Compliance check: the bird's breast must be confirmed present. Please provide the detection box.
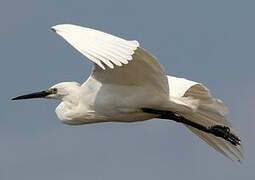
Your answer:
[55,101,106,124]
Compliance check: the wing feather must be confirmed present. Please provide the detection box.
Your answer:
[51,24,138,69]
[52,24,169,96]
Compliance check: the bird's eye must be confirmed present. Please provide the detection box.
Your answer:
[52,88,57,93]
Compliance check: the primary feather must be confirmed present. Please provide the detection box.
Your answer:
[51,24,139,69]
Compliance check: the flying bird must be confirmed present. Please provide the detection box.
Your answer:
[12,24,243,161]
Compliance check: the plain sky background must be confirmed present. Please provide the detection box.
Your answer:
[1,0,254,179]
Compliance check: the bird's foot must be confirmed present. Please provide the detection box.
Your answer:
[209,125,241,146]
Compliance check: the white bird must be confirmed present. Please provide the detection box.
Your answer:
[12,24,243,161]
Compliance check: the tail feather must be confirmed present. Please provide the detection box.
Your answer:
[184,84,230,126]
[187,126,244,162]
[167,75,244,161]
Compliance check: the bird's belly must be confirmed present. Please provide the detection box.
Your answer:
[104,109,158,122]
[57,102,158,125]
[61,110,157,125]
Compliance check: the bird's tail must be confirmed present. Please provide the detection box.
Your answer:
[182,100,244,161]
[167,76,244,161]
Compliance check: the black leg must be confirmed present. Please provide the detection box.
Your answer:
[142,108,241,146]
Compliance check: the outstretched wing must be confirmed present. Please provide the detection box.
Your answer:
[51,24,169,96]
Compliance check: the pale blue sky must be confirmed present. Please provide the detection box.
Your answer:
[1,0,254,179]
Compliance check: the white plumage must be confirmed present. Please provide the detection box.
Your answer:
[167,76,243,161]
[13,24,243,162]
[51,24,139,69]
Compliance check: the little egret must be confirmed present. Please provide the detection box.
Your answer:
[12,24,243,161]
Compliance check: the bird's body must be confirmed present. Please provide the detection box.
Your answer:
[55,80,158,125]
[13,24,244,161]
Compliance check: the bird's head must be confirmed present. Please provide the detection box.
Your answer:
[12,82,81,101]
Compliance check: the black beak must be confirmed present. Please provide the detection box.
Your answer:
[12,90,52,100]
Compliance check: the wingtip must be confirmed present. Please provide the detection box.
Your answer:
[50,24,66,33]
[51,27,57,33]
[51,24,79,31]
[50,24,61,33]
